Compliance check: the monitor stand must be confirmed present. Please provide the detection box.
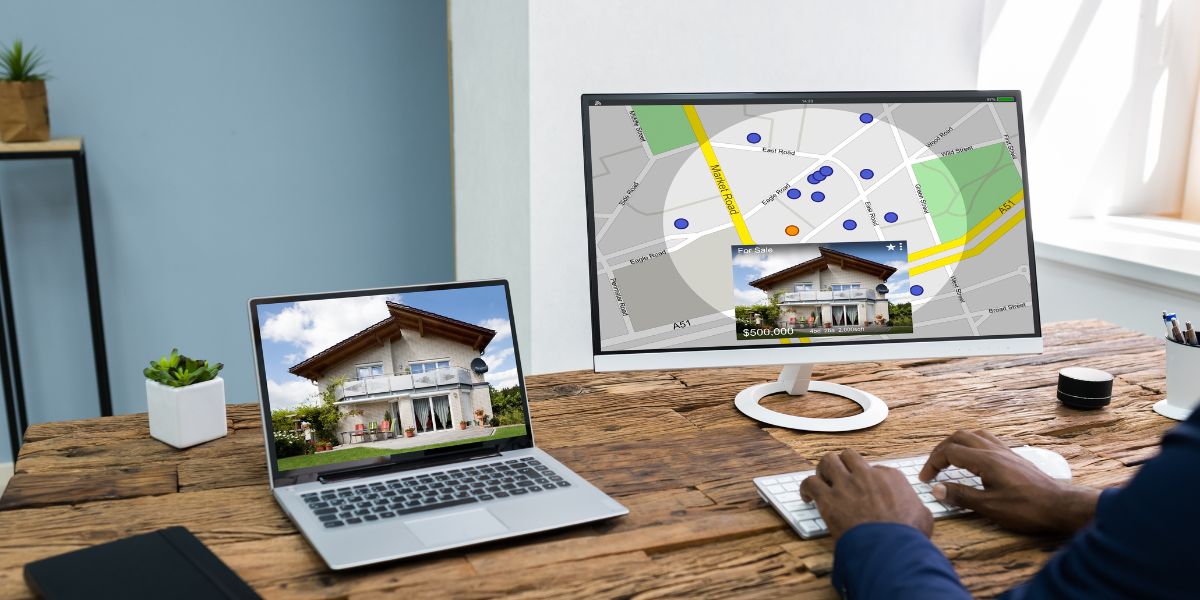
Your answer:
[734,364,888,432]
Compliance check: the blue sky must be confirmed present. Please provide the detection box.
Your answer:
[255,285,519,410]
[731,241,912,305]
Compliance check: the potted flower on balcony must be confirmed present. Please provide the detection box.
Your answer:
[144,348,226,449]
[458,420,469,430]
[404,427,415,438]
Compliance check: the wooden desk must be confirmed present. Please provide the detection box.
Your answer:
[0,321,1173,598]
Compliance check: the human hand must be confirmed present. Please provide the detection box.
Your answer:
[799,449,933,539]
[919,430,1100,534]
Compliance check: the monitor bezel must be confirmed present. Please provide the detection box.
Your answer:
[580,90,1042,367]
[248,279,534,488]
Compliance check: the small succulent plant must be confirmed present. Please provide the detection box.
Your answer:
[144,348,223,388]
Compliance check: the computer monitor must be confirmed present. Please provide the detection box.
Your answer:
[581,91,1041,432]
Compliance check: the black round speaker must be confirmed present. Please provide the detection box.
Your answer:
[1057,367,1114,409]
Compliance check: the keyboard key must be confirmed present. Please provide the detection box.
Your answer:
[495,491,510,498]
[511,488,528,495]
[363,514,378,521]
[790,509,820,521]
[392,497,477,515]
[313,507,337,516]
[480,494,494,501]
[318,514,340,522]
[324,521,344,528]
[797,520,823,536]
[346,517,362,524]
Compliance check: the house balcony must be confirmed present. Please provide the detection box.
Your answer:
[334,367,476,403]
[780,289,879,303]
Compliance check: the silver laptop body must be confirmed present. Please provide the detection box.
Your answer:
[248,280,627,570]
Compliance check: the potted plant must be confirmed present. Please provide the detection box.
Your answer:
[0,39,50,142]
[382,410,392,432]
[458,420,469,430]
[144,348,226,449]
[404,427,415,438]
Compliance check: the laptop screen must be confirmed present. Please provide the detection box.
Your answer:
[249,280,532,484]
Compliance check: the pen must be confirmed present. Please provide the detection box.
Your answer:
[1164,312,1177,340]
[1187,322,1198,346]
[1171,318,1185,344]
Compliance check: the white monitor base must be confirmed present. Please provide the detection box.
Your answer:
[734,364,888,432]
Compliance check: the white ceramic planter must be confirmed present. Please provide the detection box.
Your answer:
[146,377,228,448]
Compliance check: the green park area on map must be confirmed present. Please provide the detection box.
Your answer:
[632,105,696,155]
[913,143,1023,241]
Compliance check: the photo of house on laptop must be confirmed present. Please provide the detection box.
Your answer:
[731,241,914,341]
[257,290,527,472]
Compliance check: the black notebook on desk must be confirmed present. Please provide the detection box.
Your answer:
[24,526,260,600]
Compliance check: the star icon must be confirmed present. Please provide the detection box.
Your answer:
[886,243,896,251]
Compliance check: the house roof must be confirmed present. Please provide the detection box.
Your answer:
[748,246,897,290]
[288,302,496,381]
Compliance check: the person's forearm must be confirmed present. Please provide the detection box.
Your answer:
[1050,484,1102,534]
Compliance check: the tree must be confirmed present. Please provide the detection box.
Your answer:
[889,302,913,326]
[489,385,527,426]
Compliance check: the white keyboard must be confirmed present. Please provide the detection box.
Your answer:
[754,446,1071,539]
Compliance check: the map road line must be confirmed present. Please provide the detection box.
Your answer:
[681,105,756,244]
[907,190,1025,262]
[909,208,1027,276]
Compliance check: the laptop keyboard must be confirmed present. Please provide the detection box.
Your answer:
[300,456,570,529]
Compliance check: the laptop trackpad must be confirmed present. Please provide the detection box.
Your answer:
[406,509,509,547]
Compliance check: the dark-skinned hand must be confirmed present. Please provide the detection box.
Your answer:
[919,429,1100,535]
[799,448,933,540]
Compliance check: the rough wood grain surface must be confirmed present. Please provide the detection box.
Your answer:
[0,321,1176,598]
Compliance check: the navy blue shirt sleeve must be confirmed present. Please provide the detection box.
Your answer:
[830,408,1200,600]
[1000,407,1200,600]
[831,523,970,599]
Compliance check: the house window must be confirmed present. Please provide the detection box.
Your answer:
[355,363,384,379]
[794,282,813,292]
[831,305,860,326]
[830,284,861,291]
[410,359,450,374]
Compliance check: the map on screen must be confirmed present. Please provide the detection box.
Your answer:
[586,95,1036,353]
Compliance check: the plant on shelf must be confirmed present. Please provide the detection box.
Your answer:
[144,348,224,388]
[144,348,228,449]
[404,427,416,438]
[382,410,392,432]
[0,39,51,142]
[458,420,469,430]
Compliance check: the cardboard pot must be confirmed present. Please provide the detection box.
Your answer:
[0,80,49,142]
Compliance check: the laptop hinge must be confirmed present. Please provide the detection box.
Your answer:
[317,448,503,484]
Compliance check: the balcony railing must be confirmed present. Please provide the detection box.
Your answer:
[335,366,475,401]
[780,289,879,303]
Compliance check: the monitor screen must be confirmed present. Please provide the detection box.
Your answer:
[583,92,1039,356]
[250,282,529,478]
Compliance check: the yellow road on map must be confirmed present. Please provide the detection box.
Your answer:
[682,105,756,244]
[909,190,1024,262]
[909,207,1026,276]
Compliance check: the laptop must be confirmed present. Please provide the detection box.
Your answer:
[247,279,628,569]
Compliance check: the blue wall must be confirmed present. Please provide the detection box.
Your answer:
[0,0,454,461]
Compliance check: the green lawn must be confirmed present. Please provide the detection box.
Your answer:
[913,142,1023,241]
[277,425,528,471]
[633,105,696,155]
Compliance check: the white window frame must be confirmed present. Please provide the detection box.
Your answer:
[409,359,451,374]
[355,362,384,379]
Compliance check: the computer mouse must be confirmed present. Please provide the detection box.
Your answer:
[1011,446,1072,481]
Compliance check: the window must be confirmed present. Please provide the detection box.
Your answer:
[410,360,450,374]
[355,363,383,379]
[830,284,861,291]
[794,282,813,292]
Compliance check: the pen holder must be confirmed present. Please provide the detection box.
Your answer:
[1155,339,1200,420]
